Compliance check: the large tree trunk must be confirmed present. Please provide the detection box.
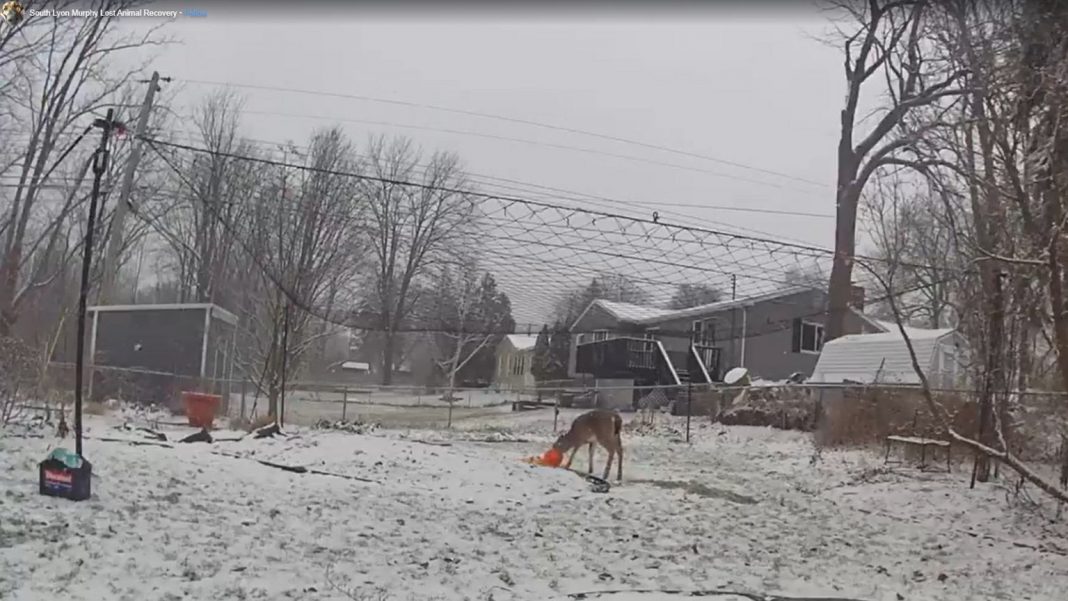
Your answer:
[380,330,395,386]
[826,149,861,341]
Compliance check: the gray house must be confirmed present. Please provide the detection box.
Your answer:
[569,286,884,396]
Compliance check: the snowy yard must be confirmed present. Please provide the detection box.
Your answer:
[2,407,1067,601]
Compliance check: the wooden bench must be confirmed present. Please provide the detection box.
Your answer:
[884,435,952,472]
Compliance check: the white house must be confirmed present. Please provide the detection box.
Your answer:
[494,334,538,391]
[809,327,969,388]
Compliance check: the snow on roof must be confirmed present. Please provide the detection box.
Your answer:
[810,328,960,385]
[634,286,819,324]
[573,287,885,332]
[595,300,675,322]
[505,334,539,351]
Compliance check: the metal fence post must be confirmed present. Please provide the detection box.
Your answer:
[240,378,247,421]
[686,381,693,443]
[341,387,348,422]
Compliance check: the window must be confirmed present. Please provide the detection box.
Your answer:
[510,354,526,376]
[942,349,956,386]
[593,330,609,342]
[692,319,716,346]
[792,319,823,353]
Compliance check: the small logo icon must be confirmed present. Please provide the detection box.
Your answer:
[1,1,25,27]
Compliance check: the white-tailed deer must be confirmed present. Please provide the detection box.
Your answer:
[552,409,624,481]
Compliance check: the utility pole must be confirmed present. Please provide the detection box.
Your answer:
[75,109,122,458]
[730,274,738,366]
[98,71,167,305]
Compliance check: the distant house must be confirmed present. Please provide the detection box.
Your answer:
[568,286,883,400]
[494,334,538,391]
[810,327,969,388]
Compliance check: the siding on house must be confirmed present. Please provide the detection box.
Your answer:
[810,328,968,387]
[569,287,884,382]
[494,335,538,391]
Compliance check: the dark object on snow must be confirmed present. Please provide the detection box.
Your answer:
[97,436,173,448]
[56,412,69,439]
[39,450,92,502]
[585,474,610,493]
[564,467,611,493]
[179,428,213,444]
[138,427,167,441]
[252,458,379,483]
[258,459,306,473]
[313,419,379,435]
[253,422,282,439]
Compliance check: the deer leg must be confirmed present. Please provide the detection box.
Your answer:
[564,446,579,469]
[587,442,594,475]
[603,448,614,481]
[616,440,624,482]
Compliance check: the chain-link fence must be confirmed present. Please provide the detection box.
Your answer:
[17,362,1068,469]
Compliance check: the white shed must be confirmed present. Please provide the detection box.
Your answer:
[809,328,968,388]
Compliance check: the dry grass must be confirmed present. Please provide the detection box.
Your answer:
[814,387,979,452]
[812,386,1068,463]
[82,401,109,416]
[231,412,277,432]
[814,387,977,449]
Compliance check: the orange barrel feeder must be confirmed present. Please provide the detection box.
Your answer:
[181,391,221,429]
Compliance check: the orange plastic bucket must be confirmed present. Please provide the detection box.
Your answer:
[181,391,221,429]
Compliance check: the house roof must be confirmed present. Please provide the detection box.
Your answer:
[504,334,539,351]
[633,286,817,325]
[596,300,676,322]
[809,327,960,385]
[88,302,239,326]
[571,286,887,333]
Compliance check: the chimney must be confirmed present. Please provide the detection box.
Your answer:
[849,284,865,310]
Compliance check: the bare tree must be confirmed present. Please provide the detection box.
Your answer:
[0,0,167,336]
[825,0,967,341]
[426,265,486,397]
[239,128,365,417]
[782,262,827,289]
[667,283,723,310]
[864,175,963,327]
[155,89,259,308]
[357,135,475,385]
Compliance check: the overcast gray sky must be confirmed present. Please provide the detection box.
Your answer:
[119,4,855,323]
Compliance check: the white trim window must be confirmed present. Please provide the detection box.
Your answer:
[592,330,609,342]
[692,318,716,346]
[792,319,824,354]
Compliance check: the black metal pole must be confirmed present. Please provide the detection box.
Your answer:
[279,301,290,427]
[74,109,116,458]
[686,378,693,443]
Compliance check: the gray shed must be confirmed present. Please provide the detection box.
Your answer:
[86,303,238,408]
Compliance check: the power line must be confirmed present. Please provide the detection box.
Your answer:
[178,78,831,189]
[140,134,851,261]
[156,129,832,245]
[137,131,965,345]
[236,108,826,196]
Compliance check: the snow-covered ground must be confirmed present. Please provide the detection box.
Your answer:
[2,407,1067,601]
